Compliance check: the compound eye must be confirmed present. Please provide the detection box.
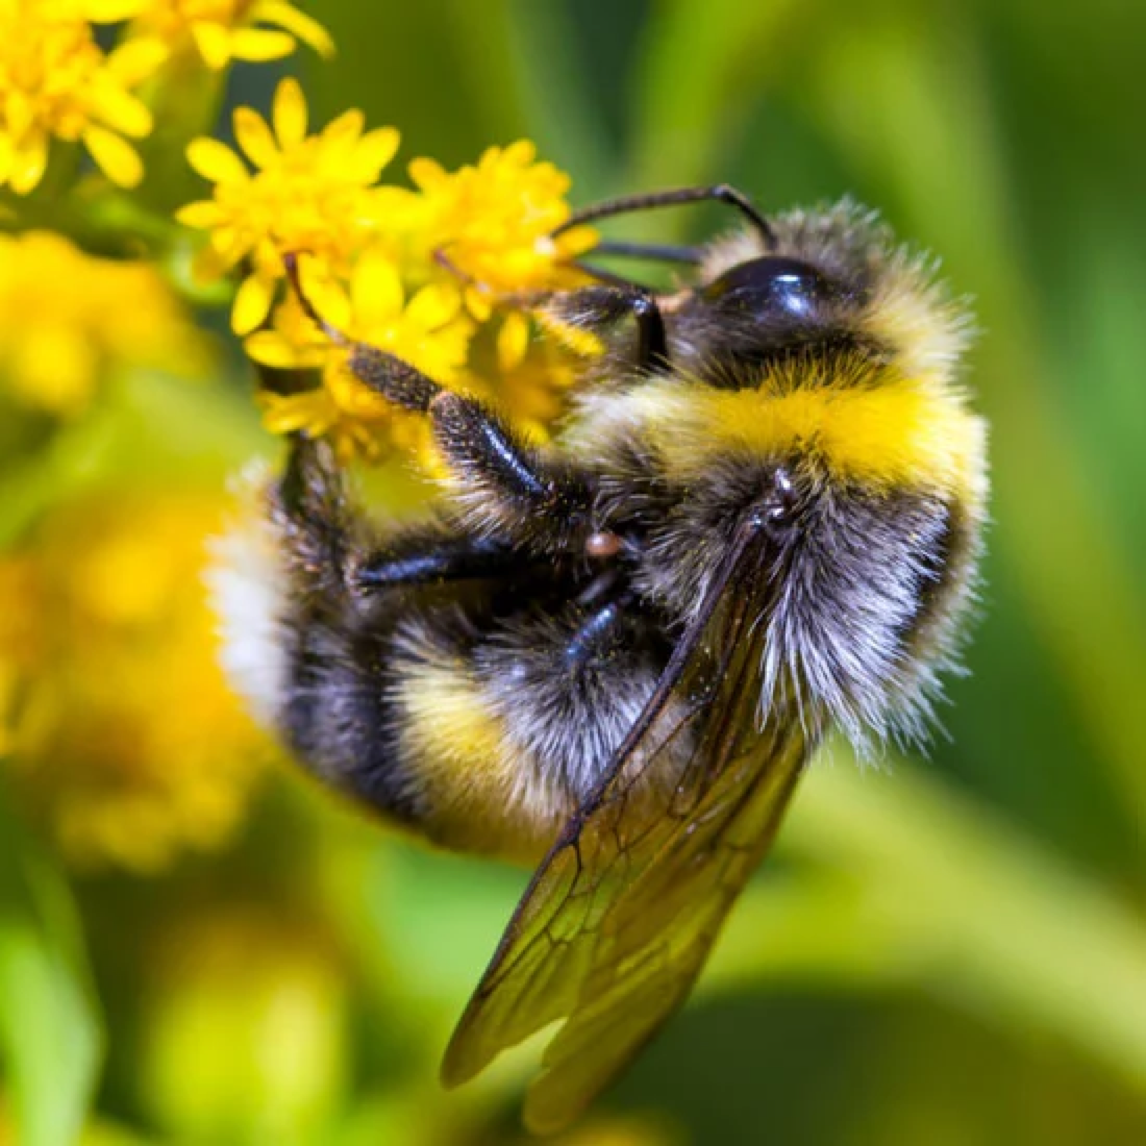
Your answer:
[704,256,838,323]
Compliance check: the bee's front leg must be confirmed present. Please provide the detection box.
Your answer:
[426,390,595,553]
[533,284,668,374]
[284,257,598,556]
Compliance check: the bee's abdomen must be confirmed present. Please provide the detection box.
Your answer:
[210,465,670,864]
[278,616,426,825]
[209,477,429,831]
[383,603,666,864]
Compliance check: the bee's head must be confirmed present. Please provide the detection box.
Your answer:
[687,254,866,371]
[671,199,970,386]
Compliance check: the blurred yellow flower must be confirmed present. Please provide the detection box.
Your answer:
[129,0,333,70]
[177,76,400,334]
[141,909,348,1141]
[0,230,206,417]
[0,491,269,873]
[0,0,164,194]
[410,140,598,311]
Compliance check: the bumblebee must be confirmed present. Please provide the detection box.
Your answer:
[213,186,988,1133]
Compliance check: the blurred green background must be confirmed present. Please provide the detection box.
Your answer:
[2,1,1145,1144]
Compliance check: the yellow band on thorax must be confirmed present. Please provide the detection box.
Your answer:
[604,370,986,498]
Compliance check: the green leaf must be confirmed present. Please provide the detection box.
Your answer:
[802,3,1146,827]
[0,785,103,1146]
[503,0,615,197]
[627,0,817,229]
[708,753,1146,1094]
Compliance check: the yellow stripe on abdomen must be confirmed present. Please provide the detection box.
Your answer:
[395,658,567,864]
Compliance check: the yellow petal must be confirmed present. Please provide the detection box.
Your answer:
[9,131,49,195]
[406,282,461,331]
[174,200,224,229]
[90,83,153,138]
[206,228,249,269]
[6,92,33,139]
[83,126,143,188]
[464,286,493,322]
[368,185,422,227]
[555,224,598,259]
[84,0,149,22]
[351,253,403,327]
[228,28,296,62]
[409,156,447,191]
[298,267,351,332]
[503,139,537,166]
[245,330,306,368]
[231,273,277,335]
[497,311,530,371]
[0,134,13,185]
[233,107,279,169]
[187,138,249,185]
[347,127,400,182]
[190,21,234,70]
[106,37,168,84]
[320,109,365,148]
[259,389,336,435]
[327,368,390,420]
[253,1,336,57]
[273,77,308,148]
[191,243,232,284]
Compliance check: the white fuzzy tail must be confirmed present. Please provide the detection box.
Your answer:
[205,463,290,729]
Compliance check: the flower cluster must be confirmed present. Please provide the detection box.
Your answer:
[0,491,269,872]
[0,1,602,876]
[0,0,331,195]
[178,78,600,462]
[128,0,333,71]
[0,230,206,416]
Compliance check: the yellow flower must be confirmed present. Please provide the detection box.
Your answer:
[129,0,333,70]
[409,140,598,311]
[253,251,471,463]
[180,104,600,464]
[0,0,164,194]
[1,491,269,873]
[465,313,587,442]
[177,77,400,335]
[0,230,208,417]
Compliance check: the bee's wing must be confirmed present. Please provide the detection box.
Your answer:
[442,518,815,1133]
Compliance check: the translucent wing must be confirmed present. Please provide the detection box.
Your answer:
[442,518,817,1133]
